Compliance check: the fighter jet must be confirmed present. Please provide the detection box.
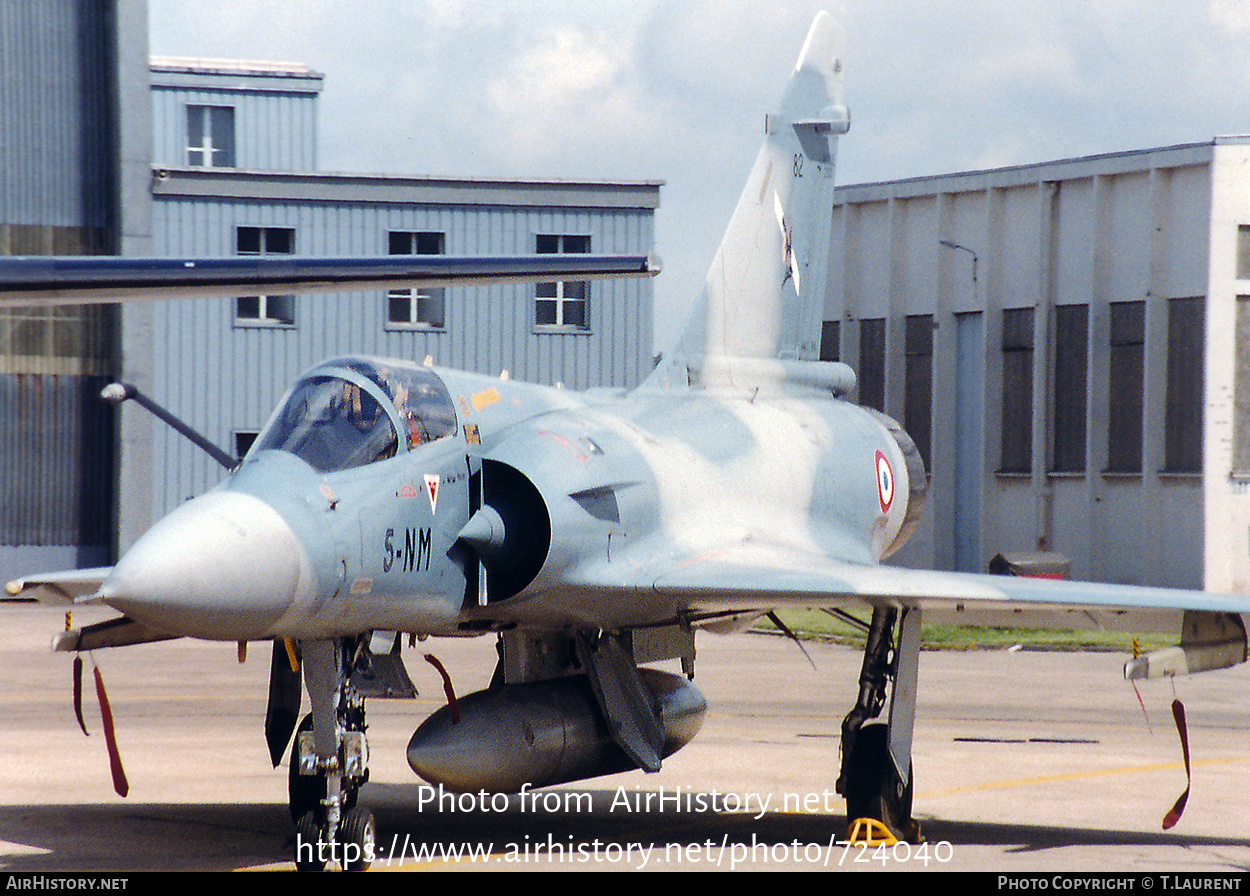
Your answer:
[5,12,1250,870]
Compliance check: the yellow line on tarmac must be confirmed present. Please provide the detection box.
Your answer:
[921,754,1250,798]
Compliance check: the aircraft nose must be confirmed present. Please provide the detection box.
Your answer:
[100,491,310,640]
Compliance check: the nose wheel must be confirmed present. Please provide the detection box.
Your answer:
[292,639,374,871]
[295,805,376,872]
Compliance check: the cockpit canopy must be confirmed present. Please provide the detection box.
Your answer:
[252,358,457,473]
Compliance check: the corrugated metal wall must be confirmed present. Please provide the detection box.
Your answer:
[0,371,115,546]
[827,144,1213,589]
[0,0,115,231]
[150,65,321,171]
[0,0,119,563]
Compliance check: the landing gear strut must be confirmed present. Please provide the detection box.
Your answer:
[836,607,921,841]
[288,713,360,822]
[291,638,375,871]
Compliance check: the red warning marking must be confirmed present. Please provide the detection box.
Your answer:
[424,474,440,515]
[875,450,894,513]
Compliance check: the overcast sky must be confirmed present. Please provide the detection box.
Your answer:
[150,0,1250,345]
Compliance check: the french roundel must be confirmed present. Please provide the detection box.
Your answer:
[875,450,894,513]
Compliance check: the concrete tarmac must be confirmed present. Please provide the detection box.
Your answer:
[2,604,1249,872]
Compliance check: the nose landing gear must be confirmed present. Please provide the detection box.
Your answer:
[291,639,375,871]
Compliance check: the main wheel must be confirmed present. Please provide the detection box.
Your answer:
[842,723,913,837]
[338,806,376,872]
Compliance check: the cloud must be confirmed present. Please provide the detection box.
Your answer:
[966,39,1083,94]
[1208,0,1250,34]
[484,26,654,171]
[506,27,624,99]
[147,0,1250,344]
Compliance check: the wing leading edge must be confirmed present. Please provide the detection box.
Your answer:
[0,253,658,306]
[559,542,1250,637]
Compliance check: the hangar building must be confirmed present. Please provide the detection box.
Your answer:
[822,141,1250,594]
[0,0,149,578]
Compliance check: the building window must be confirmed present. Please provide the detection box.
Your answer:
[388,231,446,330]
[904,315,933,471]
[857,318,885,411]
[1164,297,1204,474]
[1051,304,1088,474]
[1237,226,1250,281]
[1235,297,1250,475]
[234,431,259,461]
[1000,307,1033,474]
[186,105,235,168]
[819,320,840,362]
[236,227,295,326]
[535,234,590,330]
[1107,301,1145,473]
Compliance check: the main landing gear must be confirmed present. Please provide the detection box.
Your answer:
[291,639,376,872]
[835,606,921,842]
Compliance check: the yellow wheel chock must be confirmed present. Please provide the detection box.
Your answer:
[845,817,899,846]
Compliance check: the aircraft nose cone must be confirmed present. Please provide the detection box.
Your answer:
[101,491,309,640]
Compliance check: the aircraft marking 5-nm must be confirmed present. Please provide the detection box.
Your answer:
[4,12,1250,871]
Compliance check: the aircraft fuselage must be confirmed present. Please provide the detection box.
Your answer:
[102,355,922,644]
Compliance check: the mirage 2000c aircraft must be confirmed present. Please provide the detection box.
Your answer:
[5,12,1250,871]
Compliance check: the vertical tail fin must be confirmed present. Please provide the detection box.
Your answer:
[652,12,848,390]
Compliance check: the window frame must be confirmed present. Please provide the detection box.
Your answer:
[1051,304,1088,475]
[857,318,885,411]
[235,226,296,328]
[999,307,1034,475]
[186,105,235,168]
[386,231,447,331]
[534,234,591,333]
[1164,297,1204,475]
[1106,301,1145,474]
[1234,296,1250,477]
[233,430,259,462]
[904,314,933,471]
[819,320,840,363]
